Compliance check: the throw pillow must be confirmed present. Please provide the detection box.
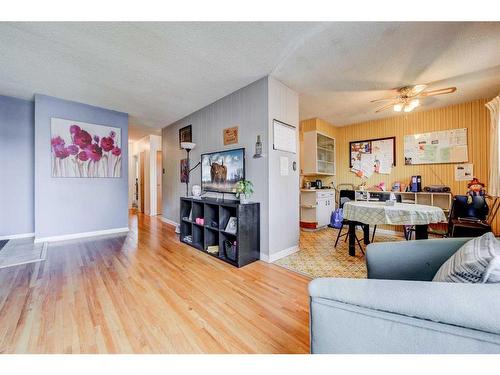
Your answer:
[433,232,500,283]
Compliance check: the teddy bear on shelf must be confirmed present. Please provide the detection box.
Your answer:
[466,177,486,204]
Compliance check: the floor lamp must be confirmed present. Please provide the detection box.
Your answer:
[181,142,200,197]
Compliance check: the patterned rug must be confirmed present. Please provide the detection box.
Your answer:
[274,227,404,279]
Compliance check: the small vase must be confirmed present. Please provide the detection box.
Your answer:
[239,193,250,204]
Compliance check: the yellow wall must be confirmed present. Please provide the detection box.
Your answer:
[300,98,498,234]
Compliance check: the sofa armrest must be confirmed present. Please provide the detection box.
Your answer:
[366,237,471,281]
[309,278,500,336]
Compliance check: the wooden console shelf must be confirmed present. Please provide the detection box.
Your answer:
[179,197,260,268]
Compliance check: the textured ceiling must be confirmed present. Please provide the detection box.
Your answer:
[1,22,499,129]
[0,22,318,128]
[273,22,500,125]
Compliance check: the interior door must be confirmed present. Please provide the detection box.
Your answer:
[156,150,163,215]
[139,151,145,213]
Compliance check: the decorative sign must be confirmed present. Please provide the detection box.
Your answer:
[349,137,395,178]
[404,128,468,165]
[273,119,296,154]
[223,126,239,145]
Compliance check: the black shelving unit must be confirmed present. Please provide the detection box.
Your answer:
[179,197,260,267]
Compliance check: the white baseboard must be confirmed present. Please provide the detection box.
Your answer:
[160,216,179,228]
[261,245,299,263]
[0,232,35,241]
[34,227,129,243]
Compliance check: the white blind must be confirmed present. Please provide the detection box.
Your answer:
[486,96,500,197]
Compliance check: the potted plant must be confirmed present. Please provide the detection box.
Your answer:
[235,180,254,204]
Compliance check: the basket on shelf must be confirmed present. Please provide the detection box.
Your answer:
[223,240,237,261]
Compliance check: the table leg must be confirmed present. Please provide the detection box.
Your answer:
[363,224,370,245]
[348,222,356,256]
[415,225,428,240]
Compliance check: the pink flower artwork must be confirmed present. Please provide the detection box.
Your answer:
[51,118,122,178]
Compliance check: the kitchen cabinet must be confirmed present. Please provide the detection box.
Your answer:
[302,130,335,175]
[300,189,335,230]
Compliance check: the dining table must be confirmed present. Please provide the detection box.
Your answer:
[342,200,447,256]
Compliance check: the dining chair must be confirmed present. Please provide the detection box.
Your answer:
[448,195,491,237]
[331,190,365,254]
[371,192,402,242]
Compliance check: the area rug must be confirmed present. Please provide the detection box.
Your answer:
[0,237,47,269]
[274,227,404,279]
[0,239,9,251]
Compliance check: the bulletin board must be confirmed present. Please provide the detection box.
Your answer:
[349,137,396,178]
[404,128,468,165]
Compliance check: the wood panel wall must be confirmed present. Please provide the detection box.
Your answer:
[300,98,498,234]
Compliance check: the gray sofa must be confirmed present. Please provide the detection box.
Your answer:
[309,238,500,353]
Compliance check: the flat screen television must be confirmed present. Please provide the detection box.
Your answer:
[201,148,245,193]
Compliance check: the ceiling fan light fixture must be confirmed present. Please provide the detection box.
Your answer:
[409,99,420,109]
[373,84,456,114]
[393,103,403,112]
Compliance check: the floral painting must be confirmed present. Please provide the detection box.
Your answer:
[51,118,122,178]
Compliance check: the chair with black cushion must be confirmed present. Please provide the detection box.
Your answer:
[331,190,365,254]
[371,192,402,242]
[448,195,491,237]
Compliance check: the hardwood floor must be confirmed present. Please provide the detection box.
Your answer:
[0,213,310,353]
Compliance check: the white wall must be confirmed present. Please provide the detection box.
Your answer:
[161,76,300,261]
[162,77,269,254]
[148,135,162,216]
[128,141,137,208]
[267,77,300,261]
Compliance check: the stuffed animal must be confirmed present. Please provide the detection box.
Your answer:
[467,177,486,204]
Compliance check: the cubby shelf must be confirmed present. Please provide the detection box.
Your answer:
[179,197,260,268]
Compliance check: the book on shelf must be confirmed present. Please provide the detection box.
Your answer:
[207,245,219,254]
[225,217,237,234]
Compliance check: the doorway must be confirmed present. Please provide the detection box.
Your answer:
[139,151,145,213]
[156,150,163,215]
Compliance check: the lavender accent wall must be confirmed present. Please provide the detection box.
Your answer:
[0,95,34,237]
[34,94,129,239]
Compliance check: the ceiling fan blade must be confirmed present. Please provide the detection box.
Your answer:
[418,87,457,97]
[375,101,398,113]
[408,84,428,96]
[370,96,399,103]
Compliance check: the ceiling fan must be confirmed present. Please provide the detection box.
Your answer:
[371,84,457,113]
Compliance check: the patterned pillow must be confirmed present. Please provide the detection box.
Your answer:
[433,232,500,283]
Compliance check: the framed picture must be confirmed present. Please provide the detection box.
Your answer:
[180,158,189,183]
[179,125,192,148]
[223,126,239,145]
[50,117,122,178]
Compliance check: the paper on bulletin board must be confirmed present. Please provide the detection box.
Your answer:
[455,163,473,181]
[360,153,375,178]
[378,157,393,175]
